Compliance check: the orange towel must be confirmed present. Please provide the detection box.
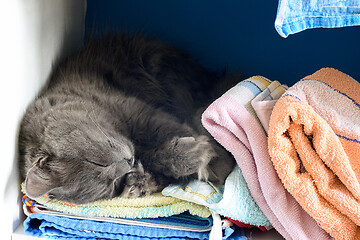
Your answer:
[268,68,360,240]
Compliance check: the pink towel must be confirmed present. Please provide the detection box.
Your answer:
[202,76,331,240]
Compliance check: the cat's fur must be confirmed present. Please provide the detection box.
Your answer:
[18,34,235,204]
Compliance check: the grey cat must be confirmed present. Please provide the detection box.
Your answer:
[18,34,235,204]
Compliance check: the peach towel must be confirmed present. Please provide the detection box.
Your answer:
[268,68,360,240]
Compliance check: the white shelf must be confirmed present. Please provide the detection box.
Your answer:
[12,225,40,240]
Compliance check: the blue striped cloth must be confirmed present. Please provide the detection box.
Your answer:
[275,0,360,38]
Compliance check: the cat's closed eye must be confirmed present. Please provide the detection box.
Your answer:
[85,158,109,167]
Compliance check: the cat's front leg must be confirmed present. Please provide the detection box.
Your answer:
[168,135,216,180]
[146,135,220,184]
[120,100,225,185]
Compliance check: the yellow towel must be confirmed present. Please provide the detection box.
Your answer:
[268,68,360,240]
[21,183,211,219]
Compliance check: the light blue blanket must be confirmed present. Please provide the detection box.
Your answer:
[275,0,360,37]
[24,213,247,240]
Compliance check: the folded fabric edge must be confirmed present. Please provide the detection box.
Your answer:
[274,0,288,38]
[23,212,212,239]
[24,205,214,233]
[275,15,360,38]
[21,183,211,219]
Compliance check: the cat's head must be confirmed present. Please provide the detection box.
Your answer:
[19,97,136,204]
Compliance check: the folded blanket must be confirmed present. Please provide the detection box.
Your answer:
[24,213,211,240]
[275,0,360,37]
[268,68,360,240]
[24,212,247,240]
[21,183,211,219]
[23,203,213,232]
[202,76,332,240]
[162,166,272,228]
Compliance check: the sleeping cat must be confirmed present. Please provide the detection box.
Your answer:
[18,34,235,204]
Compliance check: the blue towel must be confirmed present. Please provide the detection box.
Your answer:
[275,0,360,37]
[24,213,247,240]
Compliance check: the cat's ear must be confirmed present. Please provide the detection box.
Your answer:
[25,160,57,198]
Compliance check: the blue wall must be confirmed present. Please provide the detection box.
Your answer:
[86,0,360,86]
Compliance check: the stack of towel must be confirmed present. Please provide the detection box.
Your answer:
[201,75,331,240]
[201,68,360,240]
[21,188,217,239]
[22,181,250,239]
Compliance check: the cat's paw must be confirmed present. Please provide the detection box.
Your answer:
[120,163,159,198]
[170,135,217,181]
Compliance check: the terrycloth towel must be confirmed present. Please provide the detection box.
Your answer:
[162,166,272,228]
[24,213,247,240]
[268,68,360,240]
[275,0,360,38]
[202,76,332,240]
[21,183,211,219]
